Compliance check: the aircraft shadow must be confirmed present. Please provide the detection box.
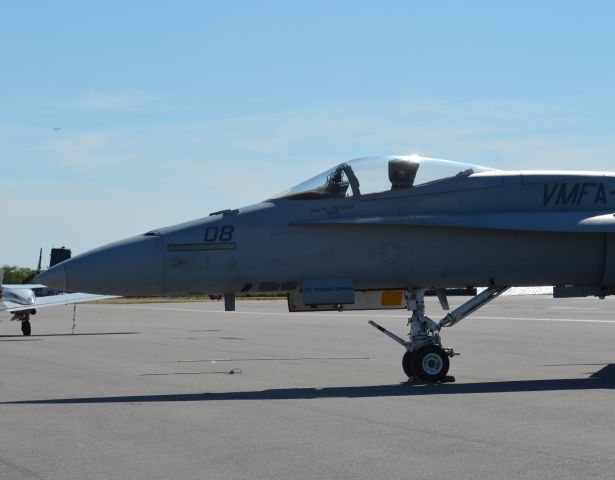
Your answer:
[5,364,615,405]
[0,338,43,342]
[0,332,140,338]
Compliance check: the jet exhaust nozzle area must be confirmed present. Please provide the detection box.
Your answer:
[35,235,165,296]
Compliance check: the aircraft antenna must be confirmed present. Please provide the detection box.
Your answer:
[21,248,44,284]
[37,248,42,274]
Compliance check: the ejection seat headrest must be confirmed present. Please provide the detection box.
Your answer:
[388,159,419,188]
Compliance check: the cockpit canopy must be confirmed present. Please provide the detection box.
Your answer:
[273,155,495,200]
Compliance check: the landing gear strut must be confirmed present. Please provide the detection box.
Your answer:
[21,318,31,336]
[13,312,32,336]
[369,286,510,382]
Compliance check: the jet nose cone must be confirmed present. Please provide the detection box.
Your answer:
[38,234,165,296]
[34,264,68,290]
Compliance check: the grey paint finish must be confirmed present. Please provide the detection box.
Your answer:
[603,233,615,285]
[35,156,615,296]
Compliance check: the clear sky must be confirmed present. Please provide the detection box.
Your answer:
[2,1,615,267]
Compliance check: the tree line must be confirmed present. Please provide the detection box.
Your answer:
[1,265,38,284]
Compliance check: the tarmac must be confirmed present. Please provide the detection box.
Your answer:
[1,295,614,480]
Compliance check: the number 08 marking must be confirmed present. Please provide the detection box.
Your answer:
[204,225,234,242]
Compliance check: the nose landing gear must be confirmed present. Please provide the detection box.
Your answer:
[369,286,509,382]
[10,312,32,336]
[10,311,34,336]
[21,317,31,336]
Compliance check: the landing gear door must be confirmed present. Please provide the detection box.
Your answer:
[288,281,408,312]
[603,233,615,286]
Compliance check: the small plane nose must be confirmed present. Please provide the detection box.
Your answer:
[35,234,165,296]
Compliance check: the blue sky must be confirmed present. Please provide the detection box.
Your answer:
[2,1,615,267]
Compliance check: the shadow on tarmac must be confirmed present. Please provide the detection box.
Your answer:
[5,365,615,405]
[0,338,44,342]
[0,332,140,339]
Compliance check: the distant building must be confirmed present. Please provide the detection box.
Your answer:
[50,247,71,267]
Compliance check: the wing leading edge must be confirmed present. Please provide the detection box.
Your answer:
[1,293,118,313]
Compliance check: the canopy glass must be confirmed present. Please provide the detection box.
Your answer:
[273,155,495,200]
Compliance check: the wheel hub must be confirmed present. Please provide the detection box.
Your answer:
[421,353,444,375]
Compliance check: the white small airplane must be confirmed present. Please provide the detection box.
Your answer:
[0,269,117,335]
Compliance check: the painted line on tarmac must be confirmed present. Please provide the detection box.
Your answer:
[100,304,407,318]
[99,304,615,324]
[471,316,615,324]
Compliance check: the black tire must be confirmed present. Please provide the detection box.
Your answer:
[412,345,449,382]
[21,320,31,336]
[402,351,415,378]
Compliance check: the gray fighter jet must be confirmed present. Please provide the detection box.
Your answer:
[36,155,615,381]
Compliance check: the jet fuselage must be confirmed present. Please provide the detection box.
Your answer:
[37,163,615,297]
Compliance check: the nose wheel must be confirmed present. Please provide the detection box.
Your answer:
[401,351,414,378]
[402,346,450,381]
[21,319,31,336]
[412,345,449,382]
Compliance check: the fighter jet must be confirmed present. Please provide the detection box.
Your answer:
[36,155,615,381]
[1,269,117,335]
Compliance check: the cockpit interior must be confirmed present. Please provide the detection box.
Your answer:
[273,155,494,200]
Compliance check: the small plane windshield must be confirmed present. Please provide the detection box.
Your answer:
[273,155,495,200]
